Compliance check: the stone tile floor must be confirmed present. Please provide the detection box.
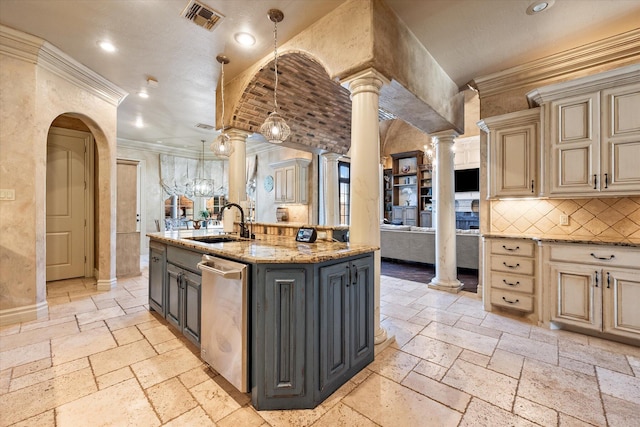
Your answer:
[1,266,639,426]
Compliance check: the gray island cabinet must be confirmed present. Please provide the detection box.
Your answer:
[147,231,375,410]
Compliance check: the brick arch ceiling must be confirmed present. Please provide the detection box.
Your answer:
[231,52,353,155]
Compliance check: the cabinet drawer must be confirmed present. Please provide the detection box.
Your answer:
[490,272,534,294]
[548,244,640,268]
[490,255,534,275]
[490,240,535,257]
[167,246,202,273]
[490,289,533,312]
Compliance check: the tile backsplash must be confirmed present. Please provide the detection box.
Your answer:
[490,197,640,241]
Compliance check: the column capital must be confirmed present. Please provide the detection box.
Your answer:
[341,68,389,97]
[322,152,342,163]
[226,128,251,141]
[430,129,459,145]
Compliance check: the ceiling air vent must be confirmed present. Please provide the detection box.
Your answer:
[195,123,215,130]
[182,0,224,31]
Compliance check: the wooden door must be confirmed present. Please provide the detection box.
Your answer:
[116,159,140,277]
[349,257,374,371]
[493,123,537,197]
[46,128,87,281]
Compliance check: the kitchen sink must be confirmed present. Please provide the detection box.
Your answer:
[186,236,239,244]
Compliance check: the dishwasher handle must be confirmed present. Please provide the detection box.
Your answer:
[197,255,243,280]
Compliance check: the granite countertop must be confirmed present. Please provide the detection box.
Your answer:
[482,233,640,247]
[147,230,377,264]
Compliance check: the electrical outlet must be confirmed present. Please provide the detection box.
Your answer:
[560,214,569,226]
[0,189,16,200]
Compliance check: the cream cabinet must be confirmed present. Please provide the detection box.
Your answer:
[270,158,310,204]
[545,243,640,344]
[528,66,640,196]
[483,237,538,319]
[478,108,539,198]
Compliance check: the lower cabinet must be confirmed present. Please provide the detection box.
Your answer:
[252,253,374,410]
[166,262,201,346]
[546,243,640,344]
[148,241,166,315]
[392,205,418,226]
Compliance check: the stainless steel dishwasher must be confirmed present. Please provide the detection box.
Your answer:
[197,254,248,392]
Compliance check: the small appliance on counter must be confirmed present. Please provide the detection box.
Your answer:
[276,207,289,222]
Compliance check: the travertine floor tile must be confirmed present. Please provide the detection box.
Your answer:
[559,356,595,376]
[381,316,424,348]
[96,366,134,389]
[380,302,420,321]
[10,410,55,427]
[442,359,517,410]
[90,339,157,376]
[313,402,377,427]
[343,373,462,426]
[366,347,420,383]
[401,335,462,368]
[413,291,459,309]
[50,326,117,366]
[104,310,157,331]
[560,339,632,375]
[558,412,595,426]
[217,407,269,427]
[0,369,10,395]
[459,398,537,427]
[131,347,203,389]
[412,359,448,381]
[19,315,75,332]
[447,299,487,319]
[411,306,461,326]
[458,349,490,368]
[141,324,179,345]
[628,355,640,376]
[481,312,532,337]
[191,378,248,423]
[489,349,525,378]
[111,325,144,345]
[421,322,498,356]
[602,394,640,427]
[47,298,97,319]
[519,359,606,425]
[454,320,503,339]
[147,377,198,423]
[0,320,78,352]
[513,396,558,426]
[55,378,159,426]
[154,337,186,354]
[498,332,558,365]
[0,340,50,371]
[0,368,96,426]
[163,406,215,426]
[178,365,213,389]
[596,366,640,404]
[9,357,89,392]
[76,305,125,325]
[401,371,471,412]
[587,335,640,358]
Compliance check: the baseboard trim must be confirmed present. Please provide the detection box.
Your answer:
[96,277,117,291]
[0,300,49,326]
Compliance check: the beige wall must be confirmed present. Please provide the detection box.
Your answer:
[0,28,122,323]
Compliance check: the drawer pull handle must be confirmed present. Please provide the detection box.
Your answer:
[607,271,611,289]
[502,297,519,304]
[604,173,609,189]
[593,174,597,190]
[590,253,615,261]
[502,279,520,287]
[502,245,519,252]
[531,180,534,193]
[594,271,598,288]
[503,262,520,269]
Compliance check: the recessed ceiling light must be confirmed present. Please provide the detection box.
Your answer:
[135,117,144,128]
[234,32,256,46]
[526,0,554,15]
[98,40,116,52]
[138,91,149,99]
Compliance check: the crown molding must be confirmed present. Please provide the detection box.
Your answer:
[473,29,640,98]
[476,107,540,133]
[0,24,128,106]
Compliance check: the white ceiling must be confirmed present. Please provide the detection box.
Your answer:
[1,0,639,153]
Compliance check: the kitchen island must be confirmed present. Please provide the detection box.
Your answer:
[147,228,377,410]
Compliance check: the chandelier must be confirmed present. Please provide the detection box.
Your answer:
[259,9,291,144]
[190,140,215,198]
[211,55,234,157]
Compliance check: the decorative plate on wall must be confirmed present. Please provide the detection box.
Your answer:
[264,175,274,192]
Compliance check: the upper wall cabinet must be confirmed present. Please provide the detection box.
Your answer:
[270,158,311,204]
[478,108,540,198]
[453,135,480,171]
[528,65,640,196]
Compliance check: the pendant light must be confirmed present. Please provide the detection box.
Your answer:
[259,9,291,144]
[211,55,234,157]
[192,140,215,198]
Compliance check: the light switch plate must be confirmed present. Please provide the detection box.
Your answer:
[560,214,569,226]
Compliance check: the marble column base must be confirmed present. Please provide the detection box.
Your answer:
[374,334,396,356]
[428,278,463,294]
[97,278,117,291]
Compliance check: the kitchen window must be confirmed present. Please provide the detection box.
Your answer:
[339,161,350,225]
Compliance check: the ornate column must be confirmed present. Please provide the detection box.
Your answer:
[224,129,250,230]
[343,68,393,350]
[429,130,463,293]
[322,152,341,225]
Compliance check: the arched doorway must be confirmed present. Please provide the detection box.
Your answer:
[46,114,96,282]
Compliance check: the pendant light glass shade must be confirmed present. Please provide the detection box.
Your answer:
[191,140,215,198]
[260,9,290,144]
[211,54,233,157]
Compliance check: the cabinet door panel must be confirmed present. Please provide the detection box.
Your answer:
[166,264,182,329]
[183,270,201,344]
[319,262,349,393]
[603,269,640,341]
[495,125,536,196]
[264,268,307,398]
[284,166,295,203]
[149,246,165,314]
[550,264,601,332]
[349,258,374,370]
